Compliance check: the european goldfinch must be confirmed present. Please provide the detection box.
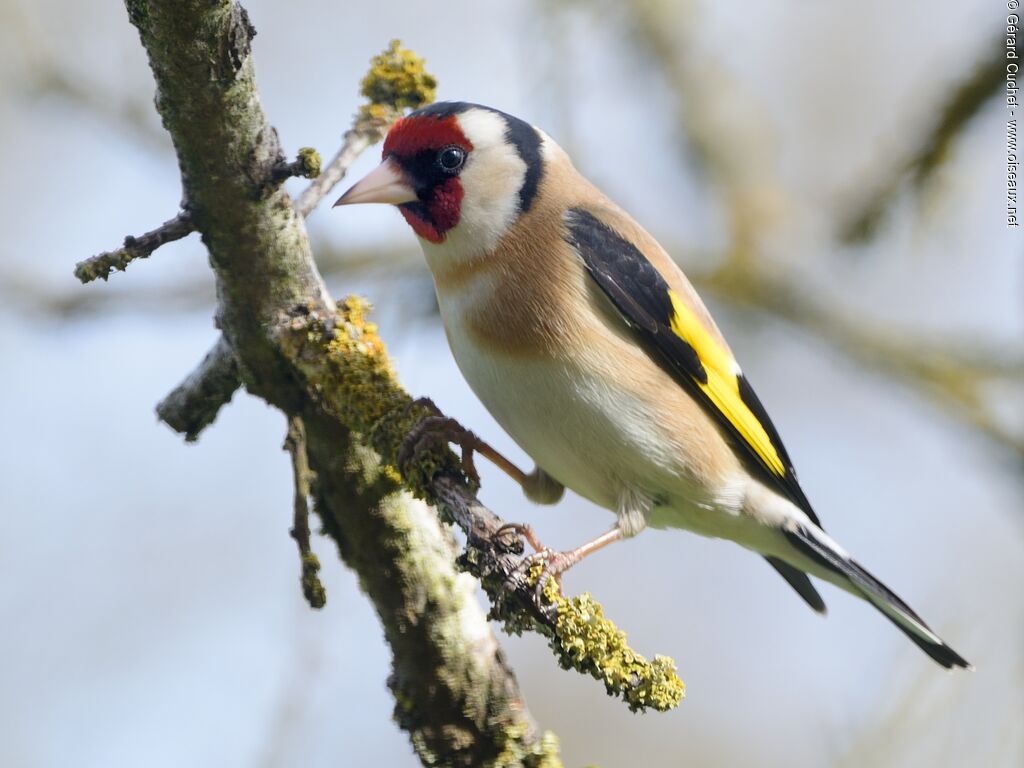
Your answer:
[335,102,969,669]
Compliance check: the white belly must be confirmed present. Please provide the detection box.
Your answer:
[430,257,786,552]
[440,306,703,517]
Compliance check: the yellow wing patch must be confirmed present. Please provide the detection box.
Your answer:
[668,291,786,477]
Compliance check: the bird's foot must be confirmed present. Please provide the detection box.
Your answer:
[515,526,624,600]
[524,548,581,599]
[493,522,545,555]
[399,397,534,491]
[492,524,571,605]
[500,544,579,601]
[398,398,484,487]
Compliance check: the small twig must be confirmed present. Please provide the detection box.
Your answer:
[74,212,194,283]
[284,415,326,609]
[294,127,381,218]
[269,147,322,185]
[156,336,241,441]
[295,38,438,217]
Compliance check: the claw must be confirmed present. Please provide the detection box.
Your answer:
[493,523,563,599]
[493,537,577,609]
[518,548,578,600]
[397,405,485,487]
[493,522,544,554]
[402,396,443,420]
[492,524,579,596]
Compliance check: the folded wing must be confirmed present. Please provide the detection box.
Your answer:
[564,206,819,527]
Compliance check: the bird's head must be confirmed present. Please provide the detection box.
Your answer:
[335,102,546,261]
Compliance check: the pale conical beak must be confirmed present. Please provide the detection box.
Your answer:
[333,158,418,207]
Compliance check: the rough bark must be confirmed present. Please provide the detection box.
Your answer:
[123,2,555,764]
[156,335,240,441]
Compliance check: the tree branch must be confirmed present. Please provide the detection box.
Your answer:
[284,415,326,609]
[270,147,322,185]
[295,39,437,218]
[295,127,379,218]
[74,212,194,283]
[92,5,682,762]
[156,335,241,442]
[277,298,685,714]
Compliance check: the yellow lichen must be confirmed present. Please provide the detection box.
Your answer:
[541,576,685,713]
[360,39,437,109]
[357,39,437,129]
[278,297,456,499]
[296,147,321,179]
[300,551,327,609]
[491,721,563,768]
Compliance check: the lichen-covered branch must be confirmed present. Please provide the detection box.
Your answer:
[156,336,241,441]
[284,415,326,609]
[435,474,684,713]
[296,129,378,218]
[100,4,587,763]
[270,147,322,185]
[277,297,685,713]
[294,39,436,218]
[302,410,563,768]
[74,211,194,283]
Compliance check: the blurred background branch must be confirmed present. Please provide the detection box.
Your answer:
[609,0,1024,460]
[2,1,170,149]
[693,261,1024,459]
[838,37,1007,242]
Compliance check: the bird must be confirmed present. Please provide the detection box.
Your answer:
[334,101,970,669]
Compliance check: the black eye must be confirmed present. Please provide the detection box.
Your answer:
[437,146,466,173]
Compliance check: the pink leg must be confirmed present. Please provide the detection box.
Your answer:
[547,526,623,575]
[400,398,530,489]
[494,522,544,553]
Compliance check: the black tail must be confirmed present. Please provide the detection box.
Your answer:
[765,556,827,614]
[782,526,971,670]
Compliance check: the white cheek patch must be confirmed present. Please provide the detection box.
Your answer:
[441,109,527,259]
